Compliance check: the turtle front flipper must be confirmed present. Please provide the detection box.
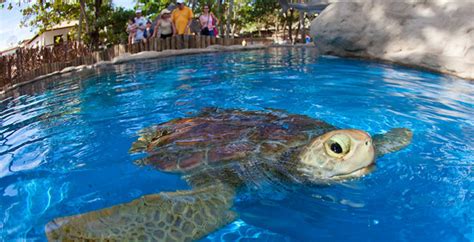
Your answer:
[45,184,236,241]
[373,128,413,157]
[129,126,170,153]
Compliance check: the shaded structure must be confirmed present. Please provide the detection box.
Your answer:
[277,0,330,43]
[279,0,330,13]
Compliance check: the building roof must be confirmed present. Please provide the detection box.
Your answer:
[0,20,78,54]
[26,20,78,45]
[50,20,79,30]
[0,46,19,56]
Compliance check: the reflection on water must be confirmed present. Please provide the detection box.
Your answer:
[0,48,473,241]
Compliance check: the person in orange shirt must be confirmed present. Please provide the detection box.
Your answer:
[171,0,194,35]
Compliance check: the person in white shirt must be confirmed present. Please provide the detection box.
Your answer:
[134,9,148,43]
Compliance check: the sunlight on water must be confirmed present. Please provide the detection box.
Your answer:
[0,48,473,241]
[202,220,290,242]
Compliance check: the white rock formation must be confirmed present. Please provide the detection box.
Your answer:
[310,0,474,79]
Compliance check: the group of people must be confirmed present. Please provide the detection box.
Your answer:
[126,0,220,45]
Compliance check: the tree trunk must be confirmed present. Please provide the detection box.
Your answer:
[296,16,300,43]
[288,9,294,43]
[80,0,89,34]
[226,0,234,38]
[217,0,224,36]
[299,0,305,43]
[191,0,197,12]
[78,3,83,43]
[91,0,102,49]
[276,16,283,42]
[231,23,236,35]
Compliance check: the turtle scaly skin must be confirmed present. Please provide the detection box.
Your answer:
[46,185,235,241]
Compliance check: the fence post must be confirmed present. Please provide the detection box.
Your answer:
[113,45,119,60]
[120,44,127,56]
[101,49,106,62]
[7,56,12,81]
[157,38,162,51]
[145,39,150,51]
[0,56,6,87]
[184,35,189,49]
[152,38,157,51]
[48,48,53,74]
[171,36,176,49]
[107,48,114,61]
[47,48,53,64]
[198,35,206,48]
[196,35,202,48]
[92,51,98,63]
[190,35,196,49]
[176,35,182,49]
[205,36,211,47]
[166,37,171,50]
[64,43,69,64]
[15,49,21,80]
[133,43,139,53]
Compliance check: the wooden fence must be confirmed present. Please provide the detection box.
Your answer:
[0,35,245,90]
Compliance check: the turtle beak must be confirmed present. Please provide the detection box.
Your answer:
[329,163,376,180]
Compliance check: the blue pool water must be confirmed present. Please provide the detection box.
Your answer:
[0,48,473,241]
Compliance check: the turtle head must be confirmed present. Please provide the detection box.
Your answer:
[297,129,375,182]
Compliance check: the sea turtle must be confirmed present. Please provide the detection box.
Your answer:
[45,108,412,241]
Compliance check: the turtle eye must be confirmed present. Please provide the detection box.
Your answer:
[325,134,351,158]
[331,143,343,153]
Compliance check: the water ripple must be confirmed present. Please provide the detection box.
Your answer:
[0,48,472,241]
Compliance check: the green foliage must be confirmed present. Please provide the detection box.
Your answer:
[100,7,135,45]
[15,0,134,47]
[0,2,14,10]
[189,0,294,36]
[20,1,80,33]
[137,0,173,21]
[232,0,295,35]
[6,0,304,47]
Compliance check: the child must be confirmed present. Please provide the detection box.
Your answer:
[143,21,154,41]
[126,17,137,45]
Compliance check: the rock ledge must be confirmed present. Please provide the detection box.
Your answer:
[311,0,474,79]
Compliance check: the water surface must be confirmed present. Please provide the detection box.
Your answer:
[0,48,473,241]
